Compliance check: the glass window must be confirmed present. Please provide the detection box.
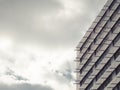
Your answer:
[115,64,120,75]
[98,65,120,90]
[80,67,94,86]
[85,80,94,90]
[114,48,120,59]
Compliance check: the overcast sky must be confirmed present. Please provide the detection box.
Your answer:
[0,0,107,90]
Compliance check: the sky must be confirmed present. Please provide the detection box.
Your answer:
[0,0,108,90]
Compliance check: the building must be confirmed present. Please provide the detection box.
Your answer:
[75,0,120,90]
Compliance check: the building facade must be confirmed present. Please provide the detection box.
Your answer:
[75,0,120,90]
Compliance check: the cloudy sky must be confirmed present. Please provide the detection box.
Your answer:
[0,0,108,90]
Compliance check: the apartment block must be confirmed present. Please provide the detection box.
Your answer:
[75,0,120,90]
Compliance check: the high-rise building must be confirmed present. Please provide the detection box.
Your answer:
[75,0,120,90]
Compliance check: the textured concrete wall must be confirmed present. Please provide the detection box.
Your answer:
[75,0,120,89]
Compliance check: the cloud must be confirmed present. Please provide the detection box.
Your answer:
[0,0,107,48]
[0,0,62,47]
[0,0,61,14]
[0,0,108,90]
[55,60,75,82]
[43,59,75,85]
[5,68,28,81]
[0,83,53,90]
[0,45,75,90]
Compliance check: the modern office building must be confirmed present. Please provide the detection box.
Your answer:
[75,0,120,90]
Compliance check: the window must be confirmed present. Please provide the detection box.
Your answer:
[115,64,120,75]
[113,32,120,45]
[96,57,112,81]
[80,66,94,86]
[80,55,93,74]
[113,82,120,90]
[98,71,113,90]
[95,55,104,67]
[114,48,120,60]
[95,46,109,67]
[98,65,120,90]
[85,80,94,90]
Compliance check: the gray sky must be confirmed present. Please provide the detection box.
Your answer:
[0,0,107,90]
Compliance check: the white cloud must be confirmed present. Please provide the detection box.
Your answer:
[0,83,53,90]
[0,44,76,90]
[0,36,13,50]
[0,0,108,90]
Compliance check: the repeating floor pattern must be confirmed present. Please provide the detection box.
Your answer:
[75,0,120,90]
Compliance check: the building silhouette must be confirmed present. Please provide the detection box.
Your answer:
[75,0,120,90]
